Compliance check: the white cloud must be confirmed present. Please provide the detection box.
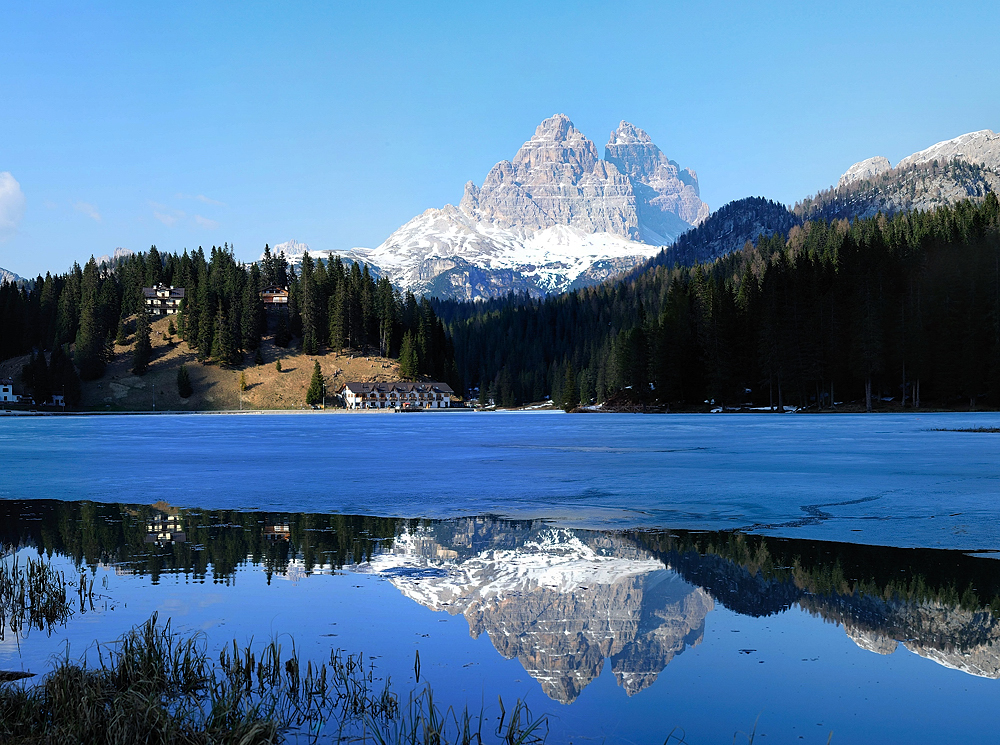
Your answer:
[149,201,185,227]
[74,201,102,222]
[194,214,219,230]
[0,172,26,240]
[176,192,226,207]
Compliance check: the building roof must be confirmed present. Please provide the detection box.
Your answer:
[0,377,13,386]
[340,381,454,395]
[142,284,185,299]
[262,285,289,294]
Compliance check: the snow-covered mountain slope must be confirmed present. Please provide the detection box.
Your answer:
[355,206,662,299]
[356,524,711,702]
[320,114,706,300]
[0,266,24,284]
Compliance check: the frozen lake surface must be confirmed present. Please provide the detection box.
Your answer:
[2,411,1000,549]
[3,412,1000,743]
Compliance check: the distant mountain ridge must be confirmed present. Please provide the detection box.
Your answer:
[276,126,997,300]
[661,128,1000,270]
[797,128,1000,223]
[0,266,24,285]
[301,114,709,300]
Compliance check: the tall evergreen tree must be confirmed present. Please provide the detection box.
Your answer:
[131,304,152,376]
[399,331,419,381]
[74,258,106,380]
[306,361,324,406]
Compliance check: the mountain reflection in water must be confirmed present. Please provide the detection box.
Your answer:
[3,499,1000,703]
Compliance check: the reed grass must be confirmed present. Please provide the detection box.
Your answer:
[0,612,548,744]
[0,549,91,644]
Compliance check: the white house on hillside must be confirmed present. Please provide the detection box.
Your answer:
[143,284,185,316]
[0,378,18,403]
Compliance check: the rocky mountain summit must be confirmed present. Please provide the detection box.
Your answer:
[798,129,1000,223]
[334,114,708,300]
[0,266,24,285]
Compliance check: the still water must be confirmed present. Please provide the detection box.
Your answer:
[2,413,1000,743]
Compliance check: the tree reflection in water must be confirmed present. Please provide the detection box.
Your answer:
[3,499,1000,700]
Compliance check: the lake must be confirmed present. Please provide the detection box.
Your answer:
[2,412,1000,743]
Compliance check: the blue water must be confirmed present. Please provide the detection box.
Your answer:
[3,411,1000,548]
[3,412,1000,743]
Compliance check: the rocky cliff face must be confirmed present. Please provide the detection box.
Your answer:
[837,156,892,189]
[801,129,1000,223]
[459,115,640,238]
[604,120,709,242]
[338,114,708,300]
[0,266,24,285]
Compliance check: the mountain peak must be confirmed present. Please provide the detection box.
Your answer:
[511,114,599,170]
[838,156,892,188]
[607,121,653,147]
[529,113,577,141]
[896,129,1000,171]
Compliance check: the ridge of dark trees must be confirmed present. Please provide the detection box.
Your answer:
[0,244,457,405]
[446,193,1000,410]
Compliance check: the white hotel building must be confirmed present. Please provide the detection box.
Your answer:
[340,381,454,410]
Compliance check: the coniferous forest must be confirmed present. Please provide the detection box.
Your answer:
[440,194,1000,411]
[2,194,1000,411]
[0,244,456,405]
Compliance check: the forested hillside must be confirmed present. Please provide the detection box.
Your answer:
[0,244,456,406]
[447,194,1000,411]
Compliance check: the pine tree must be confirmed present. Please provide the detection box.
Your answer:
[254,347,264,366]
[239,371,247,392]
[328,281,347,351]
[177,364,193,398]
[306,360,324,406]
[115,316,128,346]
[399,331,419,380]
[74,258,106,380]
[275,359,282,372]
[274,308,291,347]
[300,252,320,355]
[212,303,239,364]
[562,363,578,412]
[132,304,152,376]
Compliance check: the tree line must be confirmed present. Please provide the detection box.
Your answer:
[444,193,1000,411]
[0,243,457,405]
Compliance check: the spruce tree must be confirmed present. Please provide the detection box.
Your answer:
[329,282,347,351]
[399,331,419,380]
[562,363,578,412]
[74,258,106,380]
[212,303,239,364]
[306,360,324,406]
[274,308,291,348]
[177,364,193,398]
[115,316,128,346]
[132,305,152,376]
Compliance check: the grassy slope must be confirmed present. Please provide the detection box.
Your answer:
[0,316,402,412]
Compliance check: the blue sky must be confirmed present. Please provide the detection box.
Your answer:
[1,1,997,277]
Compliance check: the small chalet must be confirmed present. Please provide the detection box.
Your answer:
[0,377,18,403]
[340,381,454,410]
[143,284,185,316]
[261,285,289,308]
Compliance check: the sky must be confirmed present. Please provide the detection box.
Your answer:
[1,0,998,277]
